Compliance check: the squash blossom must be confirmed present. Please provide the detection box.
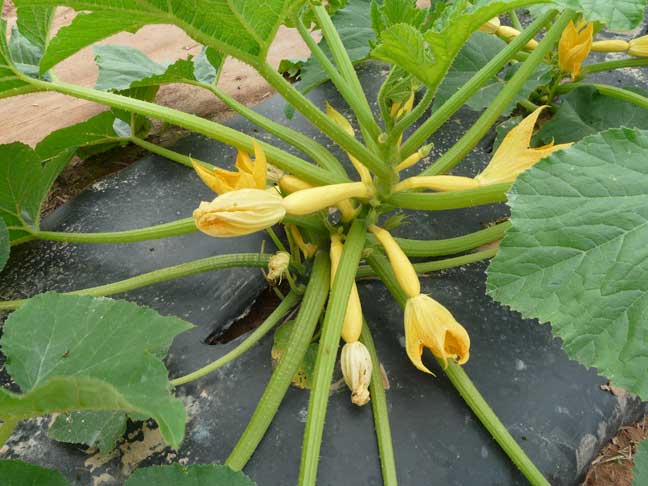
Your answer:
[395,107,572,192]
[558,20,593,79]
[628,35,648,57]
[330,234,363,344]
[370,225,470,373]
[340,341,372,406]
[267,251,291,283]
[193,140,267,194]
[193,188,285,237]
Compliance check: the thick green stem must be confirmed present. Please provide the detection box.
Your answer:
[581,57,648,75]
[227,252,330,470]
[357,248,498,279]
[256,63,391,180]
[365,254,549,486]
[509,10,523,31]
[557,82,648,110]
[400,11,556,159]
[310,4,382,142]
[0,253,271,311]
[299,219,367,486]
[171,291,300,386]
[130,136,213,170]
[388,184,510,211]
[0,418,19,447]
[360,322,398,486]
[196,81,347,177]
[420,10,574,176]
[23,77,341,186]
[386,221,510,257]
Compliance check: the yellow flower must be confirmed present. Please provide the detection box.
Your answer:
[193,189,285,237]
[282,182,372,216]
[267,251,291,283]
[404,294,471,372]
[628,35,648,57]
[395,143,433,172]
[340,341,372,406]
[192,141,267,194]
[369,225,420,299]
[330,234,363,343]
[475,106,572,186]
[559,20,593,79]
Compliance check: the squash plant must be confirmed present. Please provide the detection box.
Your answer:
[1,0,648,484]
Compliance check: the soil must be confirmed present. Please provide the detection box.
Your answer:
[1,2,646,485]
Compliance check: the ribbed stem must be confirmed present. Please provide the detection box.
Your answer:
[557,82,648,110]
[299,220,367,485]
[171,291,300,386]
[581,58,648,75]
[0,253,271,311]
[388,183,510,211]
[226,252,331,470]
[130,136,213,170]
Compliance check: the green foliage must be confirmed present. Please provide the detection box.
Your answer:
[536,86,648,144]
[15,5,55,50]
[488,128,648,399]
[633,439,648,486]
[0,293,193,447]
[0,219,8,273]
[48,410,128,454]
[0,460,69,486]
[548,0,646,30]
[271,320,318,389]
[0,20,36,97]
[14,0,294,71]
[124,464,256,486]
[0,143,74,242]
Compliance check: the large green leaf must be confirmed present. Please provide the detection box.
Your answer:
[634,439,648,486]
[544,0,647,30]
[124,464,255,486]
[15,5,55,50]
[1,293,193,447]
[14,0,293,71]
[536,85,648,145]
[0,143,74,242]
[487,128,648,399]
[48,410,128,454]
[0,20,34,98]
[0,460,69,486]
[0,219,8,273]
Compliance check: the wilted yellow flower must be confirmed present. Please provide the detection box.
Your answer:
[267,251,291,283]
[404,294,470,372]
[369,225,420,299]
[192,141,267,194]
[340,341,372,406]
[559,20,593,79]
[193,189,285,237]
[475,106,572,185]
[330,234,363,343]
[628,35,648,57]
[282,182,372,216]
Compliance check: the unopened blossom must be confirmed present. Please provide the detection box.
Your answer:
[559,20,593,79]
[341,341,372,406]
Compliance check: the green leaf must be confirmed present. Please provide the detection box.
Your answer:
[271,320,318,389]
[0,20,36,97]
[15,5,55,50]
[536,85,648,145]
[0,218,9,273]
[544,0,646,30]
[0,143,73,242]
[633,439,648,486]
[487,128,648,399]
[1,293,193,447]
[49,410,127,454]
[14,0,292,71]
[370,0,433,36]
[124,464,255,486]
[0,460,70,486]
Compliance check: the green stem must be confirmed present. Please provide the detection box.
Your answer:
[265,227,287,253]
[390,221,510,257]
[0,418,19,447]
[310,4,382,142]
[226,251,331,470]
[392,88,435,137]
[130,136,213,170]
[357,248,498,279]
[0,253,271,311]
[557,82,648,110]
[23,77,341,186]
[420,10,574,176]
[365,255,549,486]
[360,322,398,486]
[388,184,510,211]
[299,219,367,486]
[509,10,523,31]
[195,81,347,177]
[256,63,391,180]
[400,11,556,159]
[581,57,648,75]
[171,291,300,386]
[31,217,197,244]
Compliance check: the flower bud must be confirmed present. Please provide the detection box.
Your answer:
[267,251,291,283]
[628,35,648,57]
[341,341,372,406]
[193,189,285,237]
[395,143,433,172]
